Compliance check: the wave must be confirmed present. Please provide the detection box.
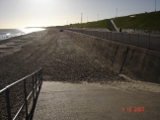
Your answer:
[0,28,45,41]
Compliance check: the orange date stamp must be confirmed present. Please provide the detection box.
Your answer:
[122,106,145,112]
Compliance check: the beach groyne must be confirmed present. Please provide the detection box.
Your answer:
[65,30,160,83]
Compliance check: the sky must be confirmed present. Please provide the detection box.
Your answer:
[0,0,160,28]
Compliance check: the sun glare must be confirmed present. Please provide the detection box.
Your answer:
[19,28,45,34]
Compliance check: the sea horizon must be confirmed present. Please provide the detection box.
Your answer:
[0,27,46,41]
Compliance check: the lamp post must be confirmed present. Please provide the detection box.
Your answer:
[155,0,156,12]
[81,13,83,24]
[98,14,99,21]
[116,8,118,17]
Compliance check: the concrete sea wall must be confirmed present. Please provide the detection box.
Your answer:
[68,29,160,52]
[65,30,160,83]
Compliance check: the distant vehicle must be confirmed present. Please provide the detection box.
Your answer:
[60,29,63,32]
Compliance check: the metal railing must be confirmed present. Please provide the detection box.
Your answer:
[121,28,160,35]
[0,68,43,120]
[66,29,160,52]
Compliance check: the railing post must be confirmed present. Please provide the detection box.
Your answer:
[129,33,131,45]
[24,79,28,120]
[111,32,113,40]
[149,34,150,49]
[39,70,42,89]
[138,33,139,47]
[29,73,36,120]
[6,88,12,120]
[32,75,35,100]
[38,71,41,92]
[37,73,40,93]
[35,73,38,95]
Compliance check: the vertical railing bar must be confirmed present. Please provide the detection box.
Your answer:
[111,32,113,40]
[149,34,150,49]
[28,73,35,120]
[6,88,12,120]
[30,74,34,119]
[129,33,131,45]
[35,73,38,95]
[41,69,43,87]
[36,73,39,94]
[30,73,36,120]
[120,33,123,43]
[35,72,39,100]
[38,71,40,93]
[40,70,42,88]
[32,75,35,100]
[38,72,40,93]
[138,33,139,47]
[24,79,28,120]
[29,69,42,120]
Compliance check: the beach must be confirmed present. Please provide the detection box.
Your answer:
[1,27,160,91]
[0,27,123,119]
[0,27,160,119]
[0,27,122,89]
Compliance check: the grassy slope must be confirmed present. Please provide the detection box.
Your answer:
[113,11,160,29]
[67,19,109,29]
[66,11,160,29]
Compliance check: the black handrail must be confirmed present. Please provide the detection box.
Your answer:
[0,68,43,120]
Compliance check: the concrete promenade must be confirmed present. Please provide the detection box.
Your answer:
[33,81,160,120]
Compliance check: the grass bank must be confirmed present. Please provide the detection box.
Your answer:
[66,11,160,30]
[67,19,109,29]
[113,11,160,29]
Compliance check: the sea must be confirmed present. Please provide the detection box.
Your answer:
[0,28,45,41]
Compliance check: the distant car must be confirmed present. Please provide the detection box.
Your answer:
[60,29,63,32]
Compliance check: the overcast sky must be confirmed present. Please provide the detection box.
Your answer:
[0,0,160,28]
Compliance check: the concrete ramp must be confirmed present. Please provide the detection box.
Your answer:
[108,19,119,32]
[33,81,160,120]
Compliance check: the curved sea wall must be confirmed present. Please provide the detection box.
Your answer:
[65,30,160,83]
